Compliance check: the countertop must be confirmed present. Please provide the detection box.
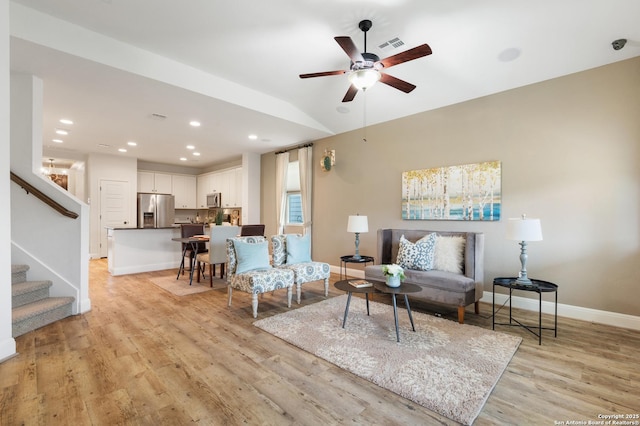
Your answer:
[106,226,181,230]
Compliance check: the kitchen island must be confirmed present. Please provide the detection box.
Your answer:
[107,227,185,276]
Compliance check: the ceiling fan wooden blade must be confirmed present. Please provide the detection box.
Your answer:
[379,73,416,93]
[299,70,346,79]
[342,84,359,102]
[335,36,364,63]
[379,44,432,68]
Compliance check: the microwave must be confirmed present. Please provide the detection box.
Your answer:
[206,193,221,208]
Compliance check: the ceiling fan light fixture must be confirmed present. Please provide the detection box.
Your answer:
[348,69,381,90]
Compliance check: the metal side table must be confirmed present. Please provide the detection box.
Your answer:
[492,277,558,345]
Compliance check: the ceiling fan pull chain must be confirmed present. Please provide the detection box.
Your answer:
[363,90,368,143]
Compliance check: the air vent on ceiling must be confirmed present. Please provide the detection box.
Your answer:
[378,37,405,52]
[149,113,167,121]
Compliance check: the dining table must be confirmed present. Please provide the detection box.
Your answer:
[172,235,209,285]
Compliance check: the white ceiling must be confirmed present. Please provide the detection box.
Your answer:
[9,0,640,170]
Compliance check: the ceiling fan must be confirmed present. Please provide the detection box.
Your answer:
[299,19,432,102]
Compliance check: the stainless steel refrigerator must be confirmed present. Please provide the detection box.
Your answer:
[137,193,175,228]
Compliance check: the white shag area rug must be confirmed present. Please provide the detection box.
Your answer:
[254,294,521,425]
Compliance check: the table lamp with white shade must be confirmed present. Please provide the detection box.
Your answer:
[506,214,543,285]
[347,214,369,260]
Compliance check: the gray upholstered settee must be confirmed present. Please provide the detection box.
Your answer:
[364,229,484,324]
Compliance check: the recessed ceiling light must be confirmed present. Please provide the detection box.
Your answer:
[97,144,111,148]
[55,129,69,135]
[193,152,201,156]
[59,119,73,125]
[189,121,201,127]
[52,139,63,143]
[127,141,137,146]
[180,157,187,161]
[186,145,195,150]
[498,47,522,62]
[248,134,258,140]
[118,148,127,153]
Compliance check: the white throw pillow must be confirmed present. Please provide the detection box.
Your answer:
[433,235,465,274]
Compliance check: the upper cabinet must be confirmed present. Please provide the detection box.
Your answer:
[137,171,172,194]
[172,175,197,209]
[196,167,243,208]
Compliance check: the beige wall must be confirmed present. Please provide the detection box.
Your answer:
[262,57,640,317]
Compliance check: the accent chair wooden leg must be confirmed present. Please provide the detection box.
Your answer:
[296,283,302,304]
[220,263,225,279]
[227,286,233,307]
[457,306,465,324]
[209,264,213,287]
[287,286,293,308]
[475,301,480,314]
[324,278,329,297]
[252,293,259,318]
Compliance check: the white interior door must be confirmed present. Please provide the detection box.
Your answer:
[100,179,131,257]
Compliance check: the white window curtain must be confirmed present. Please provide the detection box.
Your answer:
[298,146,313,237]
[275,151,289,234]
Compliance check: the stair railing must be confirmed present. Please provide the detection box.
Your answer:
[10,171,79,219]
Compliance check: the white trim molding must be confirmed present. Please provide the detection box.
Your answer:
[482,291,640,331]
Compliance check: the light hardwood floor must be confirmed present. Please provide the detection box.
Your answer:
[1,259,639,425]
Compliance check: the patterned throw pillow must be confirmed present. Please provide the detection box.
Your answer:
[396,234,436,271]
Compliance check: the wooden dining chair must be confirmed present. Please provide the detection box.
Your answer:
[180,224,207,275]
[240,224,265,236]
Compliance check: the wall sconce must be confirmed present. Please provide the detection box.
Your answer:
[321,149,335,171]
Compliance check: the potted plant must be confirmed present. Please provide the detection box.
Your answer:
[382,264,405,288]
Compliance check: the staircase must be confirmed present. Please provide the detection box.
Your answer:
[11,264,75,337]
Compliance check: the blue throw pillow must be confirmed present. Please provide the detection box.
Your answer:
[234,240,272,274]
[285,234,311,264]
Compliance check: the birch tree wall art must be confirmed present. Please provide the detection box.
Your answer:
[402,161,501,221]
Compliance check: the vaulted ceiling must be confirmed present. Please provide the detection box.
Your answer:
[9,0,640,169]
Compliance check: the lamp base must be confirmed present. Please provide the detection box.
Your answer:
[352,254,362,260]
[514,276,533,286]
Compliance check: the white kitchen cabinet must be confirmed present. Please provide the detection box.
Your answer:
[137,171,172,193]
[196,173,211,209]
[195,167,243,208]
[172,175,197,209]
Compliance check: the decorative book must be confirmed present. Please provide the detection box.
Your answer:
[348,279,373,288]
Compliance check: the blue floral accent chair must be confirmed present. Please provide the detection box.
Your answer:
[271,234,330,304]
[226,236,294,318]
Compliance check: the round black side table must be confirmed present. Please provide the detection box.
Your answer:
[340,255,374,279]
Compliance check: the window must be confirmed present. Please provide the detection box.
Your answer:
[286,161,303,225]
[287,193,303,224]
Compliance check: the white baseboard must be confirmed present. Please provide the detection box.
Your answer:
[0,338,17,363]
[330,265,640,331]
[330,265,364,279]
[482,291,640,331]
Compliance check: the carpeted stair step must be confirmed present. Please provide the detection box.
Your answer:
[12,264,29,285]
[12,280,52,308]
[12,297,75,338]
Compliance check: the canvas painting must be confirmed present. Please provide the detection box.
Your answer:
[402,161,501,221]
